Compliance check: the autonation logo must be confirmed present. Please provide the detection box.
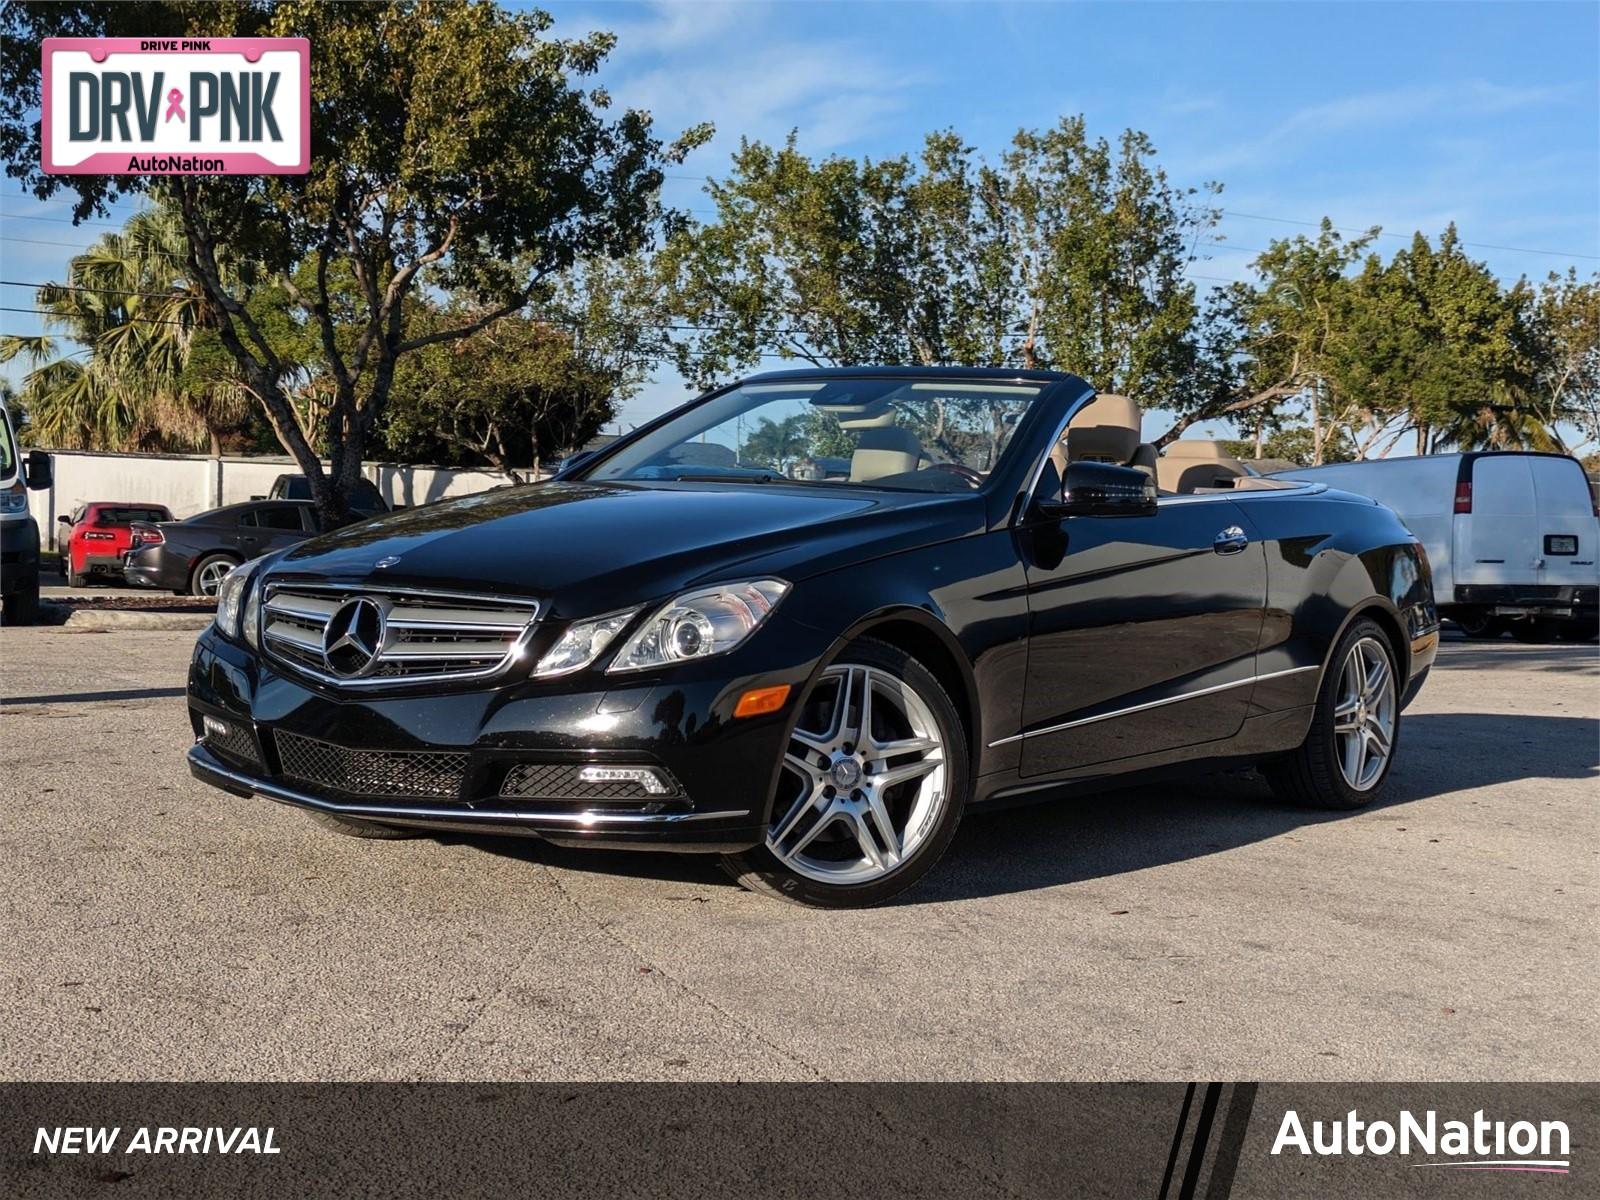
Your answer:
[1272,1108,1571,1174]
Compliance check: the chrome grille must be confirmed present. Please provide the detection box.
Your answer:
[275,731,467,799]
[261,582,540,687]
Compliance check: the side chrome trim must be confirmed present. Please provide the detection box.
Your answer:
[1154,482,1323,506]
[187,745,747,827]
[987,664,1320,748]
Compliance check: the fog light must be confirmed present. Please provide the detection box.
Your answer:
[576,766,672,795]
[202,714,232,740]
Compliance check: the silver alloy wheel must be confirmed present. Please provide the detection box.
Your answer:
[196,559,233,597]
[769,663,948,884]
[1332,636,1396,791]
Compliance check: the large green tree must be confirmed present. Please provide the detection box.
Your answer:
[1532,269,1600,454]
[2,1,708,520]
[381,308,622,482]
[661,121,1220,420]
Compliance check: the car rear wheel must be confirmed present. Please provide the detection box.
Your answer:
[191,554,237,598]
[1265,619,1400,810]
[1557,618,1598,643]
[1510,618,1563,644]
[1452,608,1502,639]
[305,811,423,840]
[719,638,968,908]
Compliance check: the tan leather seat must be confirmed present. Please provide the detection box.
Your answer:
[835,406,928,482]
[1156,440,1248,494]
[1050,393,1143,479]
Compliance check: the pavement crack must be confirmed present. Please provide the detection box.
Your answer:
[542,865,832,1083]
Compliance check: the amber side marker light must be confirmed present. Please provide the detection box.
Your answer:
[734,684,791,718]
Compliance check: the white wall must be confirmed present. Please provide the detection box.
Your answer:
[27,449,523,549]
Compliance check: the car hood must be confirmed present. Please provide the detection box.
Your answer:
[270,480,984,618]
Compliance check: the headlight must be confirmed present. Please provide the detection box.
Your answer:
[214,557,264,641]
[608,579,788,674]
[532,608,639,678]
[1,480,25,514]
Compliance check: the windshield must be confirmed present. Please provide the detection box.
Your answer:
[0,407,15,480]
[586,377,1046,492]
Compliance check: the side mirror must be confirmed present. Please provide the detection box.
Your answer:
[24,449,52,491]
[1043,460,1157,517]
[556,449,597,476]
[57,515,72,527]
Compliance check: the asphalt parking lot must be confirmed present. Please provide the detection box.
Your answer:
[1,626,1594,1082]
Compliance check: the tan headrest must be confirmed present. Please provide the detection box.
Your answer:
[1065,393,1142,464]
[1163,439,1236,461]
[850,425,924,482]
[1156,440,1248,493]
[835,407,897,431]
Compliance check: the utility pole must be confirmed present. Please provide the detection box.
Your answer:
[1311,379,1325,466]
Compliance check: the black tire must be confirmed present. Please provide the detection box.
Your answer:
[190,553,239,598]
[1509,618,1562,644]
[305,811,422,840]
[1265,618,1401,811]
[0,581,41,626]
[1452,609,1502,640]
[67,569,86,588]
[719,637,969,908]
[1556,619,1599,644]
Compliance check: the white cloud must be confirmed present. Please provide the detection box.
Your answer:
[1190,78,1581,174]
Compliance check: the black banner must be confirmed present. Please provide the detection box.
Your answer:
[2,1083,1592,1197]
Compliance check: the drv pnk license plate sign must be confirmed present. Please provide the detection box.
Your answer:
[42,38,309,175]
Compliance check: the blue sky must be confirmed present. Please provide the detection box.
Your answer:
[3,0,1597,442]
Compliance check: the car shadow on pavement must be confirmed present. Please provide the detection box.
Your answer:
[1438,645,1598,675]
[452,711,1597,905]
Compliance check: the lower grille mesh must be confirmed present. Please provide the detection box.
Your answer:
[275,731,466,800]
[205,722,264,771]
[499,762,681,805]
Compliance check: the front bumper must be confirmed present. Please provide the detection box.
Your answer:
[184,618,830,851]
[187,743,757,849]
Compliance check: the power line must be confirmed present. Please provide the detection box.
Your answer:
[0,208,134,231]
[1,278,189,301]
[0,304,188,326]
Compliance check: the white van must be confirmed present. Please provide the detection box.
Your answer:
[1270,452,1598,642]
[0,397,54,625]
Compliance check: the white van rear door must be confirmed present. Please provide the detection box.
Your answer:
[1529,456,1600,587]
[1455,455,1537,585]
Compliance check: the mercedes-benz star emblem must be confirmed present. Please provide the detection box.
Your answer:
[374,556,400,569]
[322,597,386,677]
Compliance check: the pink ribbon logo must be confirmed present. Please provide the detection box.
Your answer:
[164,88,185,123]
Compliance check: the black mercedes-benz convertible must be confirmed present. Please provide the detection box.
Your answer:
[186,368,1439,906]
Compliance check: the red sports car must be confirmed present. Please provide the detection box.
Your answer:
[58,501,174,587]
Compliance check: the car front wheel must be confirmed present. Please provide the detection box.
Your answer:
[720,638,968,908]
[1265,619,1400,810]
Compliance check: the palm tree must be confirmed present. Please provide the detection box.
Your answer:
[1436,399,1565,453]
[0,203,254,453]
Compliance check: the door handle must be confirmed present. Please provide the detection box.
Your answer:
[1213,526,1249,555]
